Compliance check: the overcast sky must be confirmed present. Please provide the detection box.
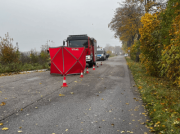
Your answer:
[0,0,122,52]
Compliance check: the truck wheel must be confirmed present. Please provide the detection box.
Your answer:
[93,62,96,65]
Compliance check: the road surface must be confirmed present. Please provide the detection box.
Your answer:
[0,55,150,134]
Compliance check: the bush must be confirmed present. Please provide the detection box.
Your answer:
[0,33,20,64]
[160,14,180,86]
[29,49,39,64]
[130,40,140,62]
[0,33,50,74]
[139,12,161,76]
[20,52,31,64]
[39,44,49,65]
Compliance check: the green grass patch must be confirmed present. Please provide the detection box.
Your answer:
[126,57,180,134]
[0,63,49,74]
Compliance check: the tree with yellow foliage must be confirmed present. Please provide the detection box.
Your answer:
[109,0,143,47]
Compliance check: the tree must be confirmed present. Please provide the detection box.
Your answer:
[0,32,19,64]
[159,0,180,85]
[135,0,167,13]
[109,0,143,48]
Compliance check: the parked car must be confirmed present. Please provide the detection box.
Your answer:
[97,49,106,61]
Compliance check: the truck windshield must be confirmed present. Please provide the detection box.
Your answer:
[69,40,88,48]
[97,51,104,54]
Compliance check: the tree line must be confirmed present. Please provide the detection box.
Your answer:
[109,0,180,86]
[0,33,50,73]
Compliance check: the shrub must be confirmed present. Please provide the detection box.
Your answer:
[20,52,31,64]
[39,44,49,65]
[139,12,161,76]
[130,40,140,62]
[160,14,180,86]
[29,49,39,64]
[0,33,20,64]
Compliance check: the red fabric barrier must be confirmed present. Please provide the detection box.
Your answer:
[49,46,86,75]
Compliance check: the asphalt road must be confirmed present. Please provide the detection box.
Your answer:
[0,55,151,134]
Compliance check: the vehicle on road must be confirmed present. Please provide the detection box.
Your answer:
[106,54,109,59]
[97,48,106,61]
[64,34,97,67]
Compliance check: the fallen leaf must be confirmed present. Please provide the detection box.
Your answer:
[70,92,74,94]
[126,103,129,105]
[19,127,22,129]
[39,83,42,84]
[101,98,103,100]
[21,108,23,111]
[121,131,125,133]
[111,124,114,126]
[35,107,38,109]
[74,81,77,82]
[2,127,8,131]
[65,129,68,131]
[59,94,65,96]
[144,132,147,134]
[102,120,105,121]
[0,123,3,126]
[18,130,22,133]
[0,102,6,106]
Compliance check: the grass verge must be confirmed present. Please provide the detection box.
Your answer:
[0,63,49,75]
[125,57,180,134]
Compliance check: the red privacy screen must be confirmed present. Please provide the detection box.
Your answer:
[49,46,86,75]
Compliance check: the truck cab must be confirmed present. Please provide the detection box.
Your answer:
[64,34,97,67]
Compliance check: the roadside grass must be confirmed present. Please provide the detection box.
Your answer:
[109,53,117,57]
[126,57,180,134]
[110,55,115,57]
[0,63,49,75]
